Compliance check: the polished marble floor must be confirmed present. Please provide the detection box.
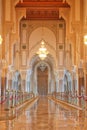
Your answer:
[0,96,87,130]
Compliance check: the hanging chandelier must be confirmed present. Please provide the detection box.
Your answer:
[37,40,48,60]
[84,35,87,45]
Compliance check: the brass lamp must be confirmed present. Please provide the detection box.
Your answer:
[84,35,87,45]
[0,35,2,45]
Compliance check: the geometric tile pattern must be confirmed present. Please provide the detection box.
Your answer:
[0,96,87,130]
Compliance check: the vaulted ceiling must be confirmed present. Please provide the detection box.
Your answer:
[15,0,70,20]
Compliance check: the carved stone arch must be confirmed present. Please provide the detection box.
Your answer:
[29,53,56,71]
[28,26,57,64]
[41,24,57,36]
[28,53,56,95]
[29,49,56,67]
[29,54,39,69]
[28,24,57,43]
[27,21,58,37]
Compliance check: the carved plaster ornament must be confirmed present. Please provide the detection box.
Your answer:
[39,62,47,72]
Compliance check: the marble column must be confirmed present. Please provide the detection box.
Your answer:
[55,70,59,93]
[83,0,87,97]
[78,77,84,95]
[78,69,84,94]
[85,74,87,95]
[0,70,2,97]
[1,69,7,99]
[78,68,84,107]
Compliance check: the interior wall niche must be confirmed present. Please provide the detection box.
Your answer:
[37,65,48,96]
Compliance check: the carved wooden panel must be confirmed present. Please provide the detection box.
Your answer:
[26,9,59,20]
[15,0,70,20]
[37,67,48,95]
[16,2,70,8]
[23,0,63,2]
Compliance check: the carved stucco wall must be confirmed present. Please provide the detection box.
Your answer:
[20,19,66,70]
[29,26,56,64]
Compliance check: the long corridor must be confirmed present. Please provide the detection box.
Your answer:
[0,96,87,130]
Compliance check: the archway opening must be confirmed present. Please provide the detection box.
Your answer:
[37,65,48,96]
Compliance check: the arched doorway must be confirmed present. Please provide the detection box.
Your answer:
[37,65,48,96]
[29,55,56,96]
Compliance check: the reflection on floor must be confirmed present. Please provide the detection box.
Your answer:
[0,96,87,130]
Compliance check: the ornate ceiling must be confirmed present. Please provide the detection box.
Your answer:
[23,0,63,1]
[16,0,70,20]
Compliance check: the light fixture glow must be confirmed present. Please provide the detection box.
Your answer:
[0,35,2,45]
[84,35,87,45]
[37,40,48,60]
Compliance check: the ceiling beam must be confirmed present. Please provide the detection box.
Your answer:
[15,1,70,8]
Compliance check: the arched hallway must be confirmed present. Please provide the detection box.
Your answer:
[0,96,87,130]
[1,0,87,130]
